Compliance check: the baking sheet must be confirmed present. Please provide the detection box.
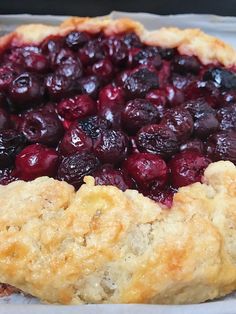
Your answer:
[0,11,236,313]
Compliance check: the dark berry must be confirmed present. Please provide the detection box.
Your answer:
[122,32,142,48]
[0,65,15,92]
[203,67,236,90]
[123,152,168,189]
[94,165,132,191]
[146,89,167,106]
[15,144,58,181]
[79,115,110,140]
[217,104,236,131]
[133,47,162,69]
[45,74,72,99]
[172,55,200,74]
[165,85,185,107]
[0,108,11,130]
[57,94,96,121]
[180,139,204,154]
[0,168,17,185]
[121,99,160,134]
[161,108,193,141]
[158,48,176,60]
[78,39,104,65]
[183,98,215,119]
[59,123,92,155]
[137,124,179,158]
[65,31,90,50]
[124,68,159,98]
[194,113,219,138]
[56,57,83,80]
[92,58,113,81]
[0,129,26,168]
[79,75,100,98]
[169,150,211,188]
[93,130,129,164]
[102,38,128,65]
[147,187,174,208]
[9,73,44,106]
[206,131,236,164]
[20,111,64,146]
[24,51,49,73]
[57,152,100,189]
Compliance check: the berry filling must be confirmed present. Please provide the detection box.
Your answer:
[0,30,236,207]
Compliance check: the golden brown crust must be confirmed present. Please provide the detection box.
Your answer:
[1,16,236,67]
[1,162,236,304]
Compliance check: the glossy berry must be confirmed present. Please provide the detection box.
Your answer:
[0,129,25,168]
[132,47,162,69]
[217,104,236,131]
[57,94,96,121]
[123,152,168,189]
[122,32,142,48]
[184,81,220,106]
[0,108,11,130]
[0,65,15,91]
[102,38,128,65]
[93,130,129,164]
[180,139,204,154]
[0,168,17,185]
[46,74,72,99]
[137,124,179,158]
[15,144,58,181]
[65,31,90,50]
[78,39,104,65]
[146,89,167,106]
[121,99,160,134]
[99,85,125,108]
[206,131,236,164]
[147,187,174,208]
[172,55,201,74]
[169,150,211,188]
[194,113,219,138]
[56,56,83,80]
[161,108,194,142]
[183,98,215,119]
[57,152,100,189]
[124,68,159,98]
[92,58,113,81]
[79,115,110,139]
[59,123,92,155]
[165,85,185,107]
[203,67,236,90]
[20,111,64,146]
[9,73,44,106]
[79,75,100,98]
[24,51,49,73]
[94,165,132,191]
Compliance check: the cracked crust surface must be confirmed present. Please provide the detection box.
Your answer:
[1,161,236,304]
[0,17,236,67]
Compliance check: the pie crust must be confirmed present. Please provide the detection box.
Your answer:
[0,17,236,305]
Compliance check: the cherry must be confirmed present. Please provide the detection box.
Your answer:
[172,55,201,74]
[0,168,17,185]
[123,152,168,189]
[121,99,160,134]
[94,165,132,191]
[165,85,185,107]
[146,89,167,106]
[206,131,236,164]
[0,129,26,168]
[15,144,58,181]
[124,68,159,98]
[79,75,100,98]
[169,150,211,188]
[180,139,204,154]
[65,31,90,50]
[0,108,11,130]
[59,123,92,155]
[20,111,64,146]
[9,73,44,106]
[57,152,100,189]
[102,38,128,65]
[78,115,110,140]
[78,39,104,65]
[0,65,15,92]
[161,108,193,142]
[45,74,72,100]
[203,67,236,90]
[137,124,179,158]
[91,58,113,81]
[93,129,129,164]
[23,51,49,73]
[57,94,96,121]
[132,47,162,69]
[217,104,236,131]
[147,187,174,208]
[122,32,142,48]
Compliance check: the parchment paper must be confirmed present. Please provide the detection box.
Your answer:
[0,11,236,313]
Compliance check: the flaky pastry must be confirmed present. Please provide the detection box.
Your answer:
[0,161,236,304]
